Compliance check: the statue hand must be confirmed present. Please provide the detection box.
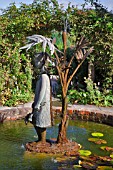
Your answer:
[24,113,33,125]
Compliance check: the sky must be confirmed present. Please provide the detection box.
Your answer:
[0,0,113,12]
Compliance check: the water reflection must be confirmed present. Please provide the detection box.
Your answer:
[0,119,113,170]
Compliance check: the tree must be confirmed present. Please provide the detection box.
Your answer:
[69,3,113,89]
[55,25,93,143]
[0,0,65,106]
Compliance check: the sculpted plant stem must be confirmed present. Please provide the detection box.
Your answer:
[57,58,85,143]
[57,91,69,143]
[55,30,93,144]
[57,30,69,143]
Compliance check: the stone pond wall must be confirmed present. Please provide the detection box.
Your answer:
[0,102,113,126]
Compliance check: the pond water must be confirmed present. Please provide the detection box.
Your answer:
[0,119,113,170]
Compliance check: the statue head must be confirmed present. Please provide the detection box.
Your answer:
[34,52,52,74]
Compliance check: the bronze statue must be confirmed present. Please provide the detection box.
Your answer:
[25,53,52,143]
[20,35,56,143]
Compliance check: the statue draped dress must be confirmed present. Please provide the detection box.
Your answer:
[32,73,51,128]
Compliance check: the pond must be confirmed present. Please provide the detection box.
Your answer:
[0,119,113,170]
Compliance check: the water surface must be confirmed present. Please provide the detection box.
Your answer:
[0,119,113,170]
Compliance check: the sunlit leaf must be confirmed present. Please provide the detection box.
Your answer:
[79,150,91,156]
[98,156,112,162]
[80,161,97,169]
[100,146,113,152]
[56,157,68,162]
[88,138,107,144]
[97,166,113,170]
[91,132,104,137]
[73,164,82,169]
[110,154,113,159]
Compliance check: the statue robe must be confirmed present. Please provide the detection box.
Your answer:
[32,73,51,128]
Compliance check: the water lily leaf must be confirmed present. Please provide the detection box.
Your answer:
[110,154,113,159]
[80,155,97,162]
[73,164,82,169]
[88,138,99,142]
[98,156,112,162]
[100,146,107,150]
[81,161,97,169]
[56,157,68,162]
[91,132,104,137]
[88,138,107,144]
[79,150,91,156]
[97,166,113,170]
[101,146,113,152]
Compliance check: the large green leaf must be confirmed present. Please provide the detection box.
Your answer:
[91,132,104,137]
[79,150,92,156]
[88,138,107,144]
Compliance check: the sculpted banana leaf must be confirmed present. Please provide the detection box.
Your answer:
[20,35,56,55]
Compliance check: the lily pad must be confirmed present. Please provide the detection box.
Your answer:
[98,156,112,162]
[101,146,113,152]
[80,161,97,169]
[91,132,104,137]
[79,150,91,156]
[97,166,113,170]
[88,138,107,144]
[110,154,113,159]
[80,155,97,162]
[73,164,82,169]
[56,157,68,162]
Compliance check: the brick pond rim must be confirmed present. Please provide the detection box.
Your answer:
[0,99,113,126]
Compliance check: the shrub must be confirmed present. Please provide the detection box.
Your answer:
[68,78,113,107]
[0,47,33,106]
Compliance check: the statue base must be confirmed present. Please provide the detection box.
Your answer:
[25,139,80,156]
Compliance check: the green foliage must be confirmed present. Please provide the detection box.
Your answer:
[68,78,113,106]
[0,0,113,106]
[0,46,33,106]
[69,5,113,89]
[0,0,65,106]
